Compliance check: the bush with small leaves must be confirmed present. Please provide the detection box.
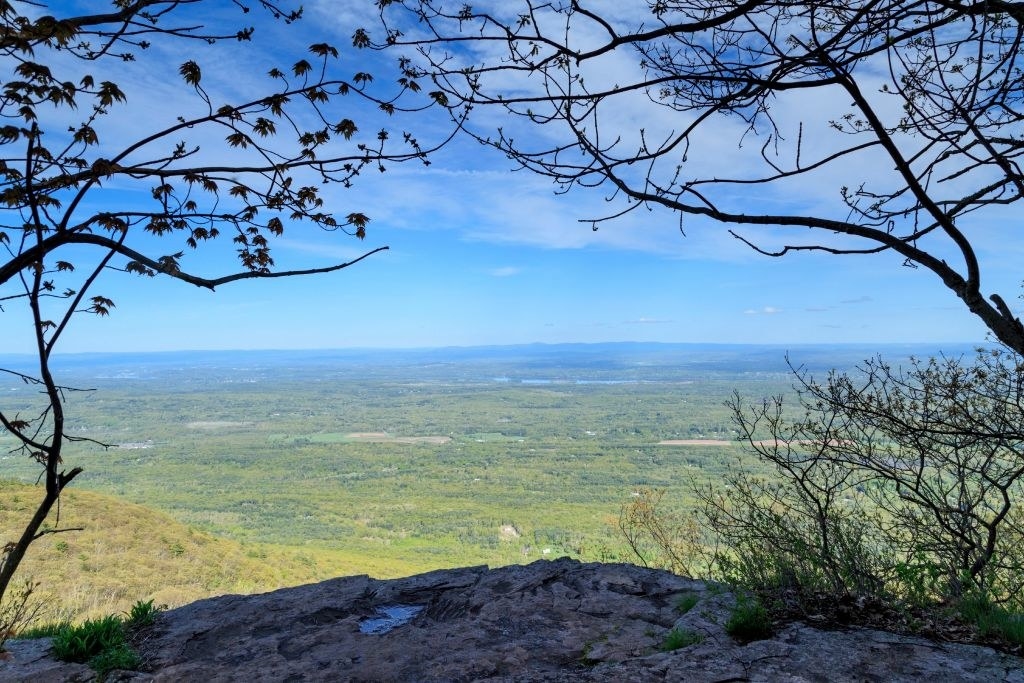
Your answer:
[0,580,44,650]
[622,350,1024,613]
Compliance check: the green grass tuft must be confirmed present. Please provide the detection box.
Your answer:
[86,642,141,678]
[725,594,772,642]
[957,594,1024,646]
[674,592,700,614]
[15,621,69,640]
[50,610,149,679]
[51,614,126,661]
[660,627,703,651]
[124,599,160,629]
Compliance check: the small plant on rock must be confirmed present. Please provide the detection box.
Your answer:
[49,600,161,678]
[726,594,772,642]
[674,592,700,614]
[125,599,160,629]
[661,627,703,651]
[51,614,130,665]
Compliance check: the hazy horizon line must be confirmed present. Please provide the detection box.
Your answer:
[0,339,991,359]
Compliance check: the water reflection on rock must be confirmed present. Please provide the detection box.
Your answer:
[358,604,425,634]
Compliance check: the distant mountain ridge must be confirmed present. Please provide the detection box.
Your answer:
[0,341,988,379]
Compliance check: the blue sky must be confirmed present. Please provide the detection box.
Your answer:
[4,2,1018,354]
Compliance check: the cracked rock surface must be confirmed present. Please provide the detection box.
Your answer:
[1,557,1022,682]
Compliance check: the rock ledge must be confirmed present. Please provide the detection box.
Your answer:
[2,558,1022,682]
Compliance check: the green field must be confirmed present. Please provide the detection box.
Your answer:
[0,343,957,618]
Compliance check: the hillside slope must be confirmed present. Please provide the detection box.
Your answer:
[0,481,350,623]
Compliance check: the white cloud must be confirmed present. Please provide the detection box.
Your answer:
[489,266,522,277]
[327,0,1024,302]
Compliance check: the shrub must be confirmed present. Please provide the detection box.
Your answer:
[619,488,713,577]
[726,350,1024,606]
[0,580,44,650]
[621,350,1024,613]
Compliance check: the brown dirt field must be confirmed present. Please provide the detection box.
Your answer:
[346,432,452,445]
[658,439,823,447]
[187,421,252,429]
[657,439,734,446]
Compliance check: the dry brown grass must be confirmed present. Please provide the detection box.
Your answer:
[0,481,334,626]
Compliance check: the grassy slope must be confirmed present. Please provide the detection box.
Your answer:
[0,480,424,625]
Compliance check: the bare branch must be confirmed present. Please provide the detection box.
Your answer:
[372,0,1024,352]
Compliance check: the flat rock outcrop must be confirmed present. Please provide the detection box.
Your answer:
[2,557,1022,681]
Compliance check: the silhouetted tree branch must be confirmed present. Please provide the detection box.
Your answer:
[370,0,1024,351]
[725,350,1024,603]
[0,1,453,608]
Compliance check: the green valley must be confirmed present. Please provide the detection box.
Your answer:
[0,343,966,621]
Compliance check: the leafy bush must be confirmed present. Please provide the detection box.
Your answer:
[623,350,1024,621]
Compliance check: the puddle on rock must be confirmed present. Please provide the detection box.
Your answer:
[358,604,425,635]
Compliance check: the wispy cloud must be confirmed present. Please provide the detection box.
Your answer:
[841,296,874,304]
[626,317,672,325]
[745,306,783,315]
[488,266,522,277]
